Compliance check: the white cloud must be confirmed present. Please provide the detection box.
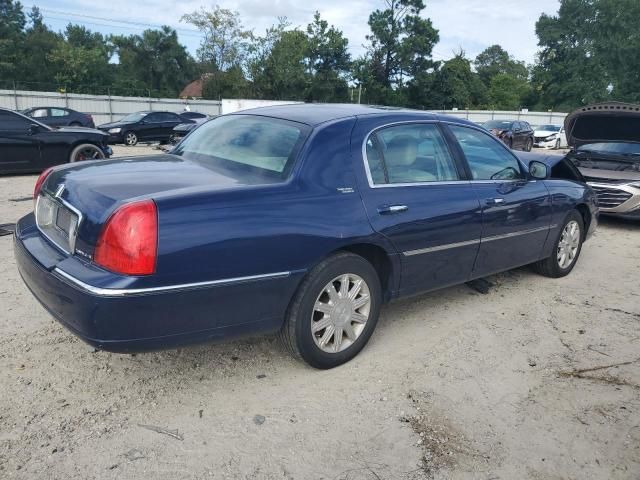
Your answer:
[38,0,560,63]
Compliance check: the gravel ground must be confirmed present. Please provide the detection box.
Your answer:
[0,156,638,479]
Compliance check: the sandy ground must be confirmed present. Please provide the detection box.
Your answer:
[0,150,638,479]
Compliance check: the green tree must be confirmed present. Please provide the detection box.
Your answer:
[0,0,26,84]
[356,0,439,105]
[19,7,62,89]
[111,27,196,96]
[533,0,640,110]
[47,25,113,93]
[304,12,351,102]
[181,6,253,72]
[421,53,487,109]
[487,73,531,110]
[474,45,528,85]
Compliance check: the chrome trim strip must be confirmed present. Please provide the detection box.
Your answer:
[482,224,555,243]
[402,224,556,256]
[404,238,480,256]
[53,268,292,297]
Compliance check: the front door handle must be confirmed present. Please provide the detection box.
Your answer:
[378,204,408,215]
[485,198,505,205]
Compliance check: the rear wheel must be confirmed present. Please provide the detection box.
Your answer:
[69,143,105,162]
[279,252,382,369]
[124,131,138,146]
[533,210,583,278]
[69,122,81,127]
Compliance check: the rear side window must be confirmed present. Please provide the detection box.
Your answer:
[449,125,524,180]
[31,108,48,118]
[50,108,69,117]
[172,115,309,178]
[365,123,460,185]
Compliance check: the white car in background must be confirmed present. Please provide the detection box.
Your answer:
[533,124,567,149]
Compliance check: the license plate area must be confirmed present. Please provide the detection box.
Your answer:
[36,194,80,254]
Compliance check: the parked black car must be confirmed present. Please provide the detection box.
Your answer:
[179,111,209,122]
[0,108,111,174]
[564,102,640,219]
[22,107,95,128]
[98,111,193,146]
[483,120,534,151]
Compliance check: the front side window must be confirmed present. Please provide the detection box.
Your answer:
[449,125,524,181]
[0,111,31,130]
[365,123,459,185]
[172,115,309,179]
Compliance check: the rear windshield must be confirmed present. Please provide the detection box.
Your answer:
[172,115,309,179]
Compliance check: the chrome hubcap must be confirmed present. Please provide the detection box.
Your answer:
[311,274,371,353]
[557,220,580,268]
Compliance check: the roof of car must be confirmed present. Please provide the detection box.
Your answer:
[232,103,477,127]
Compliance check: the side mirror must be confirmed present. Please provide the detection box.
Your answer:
[529,160,549,180]
[28,124,41,135]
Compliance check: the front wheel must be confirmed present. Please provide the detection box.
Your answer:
[69,143,105,162]
[279,252,382,369]
[554,138,561,150]
[124,131,138,146]
[533,211,583,278]
[524,138,533,152]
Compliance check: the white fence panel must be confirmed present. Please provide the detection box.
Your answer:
[0,89,222,126]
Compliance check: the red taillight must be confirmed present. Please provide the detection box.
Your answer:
[34,167,55,203]
[94,200,158,276]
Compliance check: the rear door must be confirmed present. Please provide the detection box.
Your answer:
[138,112,161,140]
[354,120,482,296]
[49,108,71,127]
[0,111,41,172]
[159,112,184,138]
[446,124,553,277]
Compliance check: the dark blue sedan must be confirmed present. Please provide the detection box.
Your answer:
[14,105,598,368]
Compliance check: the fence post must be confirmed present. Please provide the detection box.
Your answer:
[64,88,69,108]
[147,90,152,111]
[13,81,18,110]
[108,88,113,122]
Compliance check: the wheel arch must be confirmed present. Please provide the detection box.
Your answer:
[331,242,398,302]
[575,203,591,239]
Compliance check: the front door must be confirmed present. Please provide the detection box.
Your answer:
[0,111,41,172]
[354,121,482,296]
[446,124,553,277]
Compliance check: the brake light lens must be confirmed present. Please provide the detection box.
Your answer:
[94,200,158,276]
[33,167,54,201]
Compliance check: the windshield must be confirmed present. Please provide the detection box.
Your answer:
[536,125,560,132]
[578,142,640,155]
[483,120,513,129]
[120,112,148,123]
[172,115,309,179]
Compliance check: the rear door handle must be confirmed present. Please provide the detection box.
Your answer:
[485,198,505,205]
[378,204,408,215]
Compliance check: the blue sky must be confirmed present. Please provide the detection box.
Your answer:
[24,0,561,64]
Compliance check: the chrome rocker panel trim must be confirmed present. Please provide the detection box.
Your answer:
[53,268,292,297]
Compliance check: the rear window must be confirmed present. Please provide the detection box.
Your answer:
[172,115,309,179]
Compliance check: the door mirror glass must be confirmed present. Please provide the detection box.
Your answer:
[28,124,41,135]
[529,160,549,180]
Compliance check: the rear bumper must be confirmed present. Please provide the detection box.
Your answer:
[14,214,301,352]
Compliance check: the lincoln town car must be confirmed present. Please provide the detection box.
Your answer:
[14,104,598,368]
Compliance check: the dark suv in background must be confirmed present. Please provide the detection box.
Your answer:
[98,111,193,146]
[483,120,534,151]
[22,107,95,128]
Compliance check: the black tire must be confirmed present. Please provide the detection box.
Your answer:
[279,252,382,369]
[554,139,561,150]
[69,122,82,127]
[524,138,533,152]
[124,131,138,146]
[69,143,105,163]
[533,210,584,278]
[508,138,513,149]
